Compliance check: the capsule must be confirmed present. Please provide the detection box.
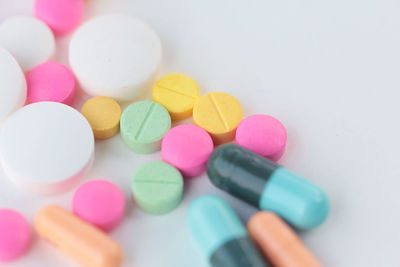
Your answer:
[248,212,321,267]
[207,144,329,229]
[187,195,269,267]
[35,205,123,267]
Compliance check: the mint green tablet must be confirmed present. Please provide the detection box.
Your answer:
[120,101,171,153]
[131,161,183,214]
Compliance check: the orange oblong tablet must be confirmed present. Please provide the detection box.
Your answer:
[34,205,123,267]
[248,212,321,267]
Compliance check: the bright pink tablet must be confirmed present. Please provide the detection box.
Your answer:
[0,209,30,262]
[161,124,214,177]
[235,114,287,162]
[34,0,84,35]
[26,62,76,105]
[73,180,125,232]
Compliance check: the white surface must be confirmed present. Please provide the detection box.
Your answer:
[0,102,94,194]
[0,48,26,125]
[0,16,55,72]
[0,0,399,266]
[69,14,162,101]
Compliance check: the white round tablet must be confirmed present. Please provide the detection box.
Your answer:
[0,48,26,126]
[69,14,162,101]
[0,16,55,72]
[0,102,94,194]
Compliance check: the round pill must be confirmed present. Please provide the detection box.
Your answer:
[236,114,287,162]
[69,14,162,101]
[161,124,214,177]
[0,209,30,262]
[193,92,243,145]
[0,48,26,125]
[73,180,125,232]
[120,101,171,154]
[0,16,55,72]
[131,161,183,214]
[81,96,122,139]
[26,62,76,105]
[34,0,84,34]
[153,73,200,121]
[0,102,94,194]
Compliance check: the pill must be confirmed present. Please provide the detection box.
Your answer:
[162,124,213,177]
[34,0,84,34]
[81,96,122,139]
[73,180,125,232]
[236,114,287,161]
[120,101,171,154]
[248,212,321,267]
[0,48,26,126]
[207,144,329,230]
[35,205,123,267]
[193,92,243,145]
[0,102,94,194]
[131,161,183,214]
[26,62,76,105]
[0,16,55,71]
[0,209,30,262]
[187,195,269,267]
[69,14,162,101]
[153,73,200,121]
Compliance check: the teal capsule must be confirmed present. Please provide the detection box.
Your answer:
[187,195,269,267]
[207,144,329,230]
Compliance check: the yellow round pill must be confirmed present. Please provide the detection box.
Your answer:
[153,73,200,121]
[193,92,243,145]
[81,96,122,139]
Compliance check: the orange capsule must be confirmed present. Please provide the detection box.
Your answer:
[248,211,321,267]
[35,205,123,267]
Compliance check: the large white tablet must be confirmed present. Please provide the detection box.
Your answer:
[0,16,55,72]
[69,14,162,101]
[0,48,26,126]
[0,102,94,194]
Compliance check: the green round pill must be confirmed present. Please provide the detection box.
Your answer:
[120,101,171,153]
[131,161,184,214]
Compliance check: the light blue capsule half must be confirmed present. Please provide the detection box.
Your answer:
[187,195,247,259]
[260,167,330,230]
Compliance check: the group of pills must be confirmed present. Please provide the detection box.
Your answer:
[0,1,330,267]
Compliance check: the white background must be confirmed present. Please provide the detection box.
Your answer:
[1,0,400,266]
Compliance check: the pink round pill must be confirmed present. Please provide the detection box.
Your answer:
[235,114,287,162]
[26,62,76,105]
[0,209,30,262]
[162,124,214,177]
[34,0,84,35]
[73,180,125,232]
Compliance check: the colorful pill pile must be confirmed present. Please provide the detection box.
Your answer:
[0,1,331,266]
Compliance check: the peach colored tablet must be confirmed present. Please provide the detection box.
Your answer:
[35,205,123,267]
[248,212,321,267]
